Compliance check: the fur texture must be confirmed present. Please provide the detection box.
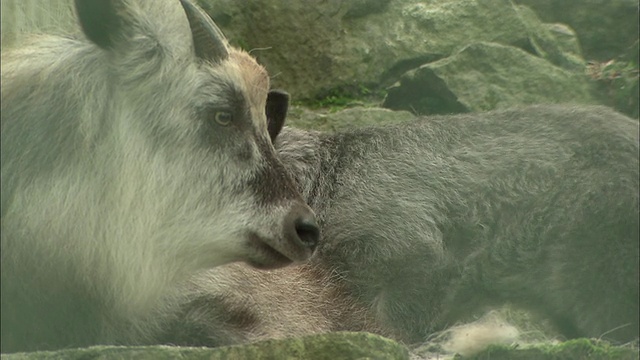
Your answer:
[1,0,317,353]
[164,104,639,348]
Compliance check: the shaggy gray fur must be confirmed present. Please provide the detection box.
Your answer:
[283,104,639,342]
[164,104,639,346]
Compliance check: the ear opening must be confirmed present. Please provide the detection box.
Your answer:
[266,90,290,143]
[75,0,124,49]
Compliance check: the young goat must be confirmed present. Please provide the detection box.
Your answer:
[165,97,639,348]
[1,0,318,353]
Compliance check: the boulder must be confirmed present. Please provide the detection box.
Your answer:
[197,0,589,101]
[515,0,639,61]
[0,332,410,360]
[383,42,595,115]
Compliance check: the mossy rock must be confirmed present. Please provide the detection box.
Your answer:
[197,0,584,100]
[0,332,410,360]
[514,0,638,61]
[383,42,596,115]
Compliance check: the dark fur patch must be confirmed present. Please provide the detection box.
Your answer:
[266,90,289,143]
[75,0,122,49]
[249,135,300,206]
[160,294,259,347]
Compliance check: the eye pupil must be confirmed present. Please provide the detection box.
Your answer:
[214,111,232,126]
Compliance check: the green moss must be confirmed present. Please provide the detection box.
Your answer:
[296,85,386,112]
[1,332,410,360]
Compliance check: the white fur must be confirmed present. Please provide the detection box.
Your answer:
[1,0,312,352]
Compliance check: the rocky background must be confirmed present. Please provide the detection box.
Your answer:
[197,0,638,122]
[2,0,637,119]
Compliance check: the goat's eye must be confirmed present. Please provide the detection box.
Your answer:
[213,111,233,126]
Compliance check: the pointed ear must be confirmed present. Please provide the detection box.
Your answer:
[75,0,125,49]
[266,90,290,143]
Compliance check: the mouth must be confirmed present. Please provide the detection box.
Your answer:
[245,233,295,270]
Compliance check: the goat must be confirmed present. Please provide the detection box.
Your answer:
[0,0,319,353]
[163,99,639,348]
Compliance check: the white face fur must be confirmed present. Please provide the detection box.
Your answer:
[0,0,316,307]
[86,1,316,274]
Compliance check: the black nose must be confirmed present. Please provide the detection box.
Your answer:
[294,216,320,251]
[282,204,320,261]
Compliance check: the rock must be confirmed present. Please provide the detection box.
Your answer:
[197,0,588,100]
[383,42,595,115]
[514,0,639,61]
[545,23,583,58]
[1,332,410,360]
[512,5,585,71]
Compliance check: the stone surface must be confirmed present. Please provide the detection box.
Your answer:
[383,42,595,115]
[197,0,589,101]
[515,0,639,61]
[1,332,410,360]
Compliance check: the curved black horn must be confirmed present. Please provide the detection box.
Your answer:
[179,0,229,63]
